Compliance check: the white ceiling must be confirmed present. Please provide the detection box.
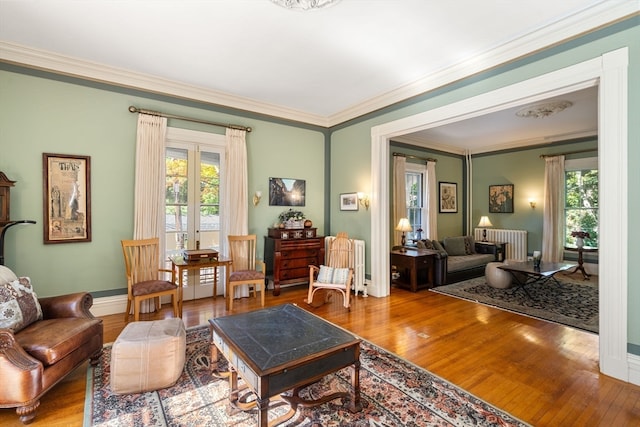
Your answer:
[0,1,636,151]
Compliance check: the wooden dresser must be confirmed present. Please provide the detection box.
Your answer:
[264,233,325,296]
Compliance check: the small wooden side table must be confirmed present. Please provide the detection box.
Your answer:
[564,245,598,280]
[170,255,233,313]
[390,249,436,291]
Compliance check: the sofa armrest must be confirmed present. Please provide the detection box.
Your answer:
[39,292,95,320]
[0,329,43,401]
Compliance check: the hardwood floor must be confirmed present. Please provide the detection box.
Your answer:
[2,284,640,426]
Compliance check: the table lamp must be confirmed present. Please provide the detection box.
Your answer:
[477,216,493,242]
[396,218,412,251]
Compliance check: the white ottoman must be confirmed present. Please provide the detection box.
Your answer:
[485,262,513,289]
[111,318,186,394]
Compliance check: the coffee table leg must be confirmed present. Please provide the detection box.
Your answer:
[348,359,362,412]
[257,397,269,427]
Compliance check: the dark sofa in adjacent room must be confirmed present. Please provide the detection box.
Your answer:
[417,235,502,286]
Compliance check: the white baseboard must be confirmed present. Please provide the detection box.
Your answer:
[91,294,128,317]
[628,354,640,386]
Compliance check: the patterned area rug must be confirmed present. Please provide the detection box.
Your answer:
[85,325,528,426]
[431,274,598,333]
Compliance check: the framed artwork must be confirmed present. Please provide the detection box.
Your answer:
[489,184,514,213]
[340,192,359,211]
[268,177,305,206]
[43,153,92,244]
[439,182,457,213]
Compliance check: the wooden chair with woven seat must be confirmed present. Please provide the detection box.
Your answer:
[306,232,354,309]
[227,234,266,311]
[121,237,179,322]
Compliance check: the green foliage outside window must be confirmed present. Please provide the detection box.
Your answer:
[565,169,598,247]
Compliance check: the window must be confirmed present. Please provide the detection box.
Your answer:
[565,157,598,247]
[405,163,426,241]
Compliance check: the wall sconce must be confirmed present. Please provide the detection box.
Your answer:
[357,192,370,210]
[252,190,262,206]
[529,199,536,209]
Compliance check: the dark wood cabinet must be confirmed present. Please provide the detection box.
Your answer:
[390,249,436,292]
[264,235,325,296]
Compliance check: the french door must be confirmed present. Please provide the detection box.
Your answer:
[165,128,226,300]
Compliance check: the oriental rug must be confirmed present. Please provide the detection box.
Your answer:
[85,325,528,426]
[431,274,598,333]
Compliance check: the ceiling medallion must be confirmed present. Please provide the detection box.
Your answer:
[516,100,573,119]
[270,0,341,11]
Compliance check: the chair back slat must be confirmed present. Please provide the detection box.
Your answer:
[228,234,257,271]
[121,238,161,283]
[327,232,354,269]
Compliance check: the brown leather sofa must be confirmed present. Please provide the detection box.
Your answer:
[0,292,103,424]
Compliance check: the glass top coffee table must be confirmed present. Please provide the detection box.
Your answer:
[498,261,574,298]
[209,304,362,427]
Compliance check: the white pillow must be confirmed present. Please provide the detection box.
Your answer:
[317,265,334,283]
[332,268,350,285]
[0,265,18,285]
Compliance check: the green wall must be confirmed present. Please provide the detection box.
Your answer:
[328,19,639,348]
[471,139,598,254]
[1,17,639,350]
[0,69,325,297]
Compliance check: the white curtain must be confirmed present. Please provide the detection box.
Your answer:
[132,113,167,313]
[224,128,249,298]
[542,155,565,262]
[393,155,407,246]
[426,160,438,240]
[133,114,166,241]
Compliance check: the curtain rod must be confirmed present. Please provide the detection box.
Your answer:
[393,152,437,162]
[128,106,252,132]
[539,148,596,158]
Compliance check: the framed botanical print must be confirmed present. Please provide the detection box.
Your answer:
[439,182,457,213]
[43,153,92,243]
[489,184,514,213]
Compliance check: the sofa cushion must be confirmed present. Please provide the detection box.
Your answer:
[464,235,476,254]
[432,240,445,252]
[443,236,468,256]
[0,277,43,333]
[447,254,496,272]
[16,317,103,366]
[417,239,437,250]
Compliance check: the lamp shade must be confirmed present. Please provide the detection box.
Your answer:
[395,218,412,232]
[477,216,493,228]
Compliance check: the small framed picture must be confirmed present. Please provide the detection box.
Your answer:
[439,182,457,213]
[43,153,92,243]
[340,193,359,211]
[489,184,514,213]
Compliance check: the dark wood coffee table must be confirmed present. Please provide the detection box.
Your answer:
[209,304,361,427]
[498,261,574,298]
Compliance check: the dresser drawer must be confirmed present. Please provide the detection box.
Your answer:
[279,267,311,280]
[280,257,318,269]
[280,248,320,259]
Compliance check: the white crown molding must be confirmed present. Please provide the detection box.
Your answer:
[0,41,330,127]
[329,1,639,126]
[1,2,636,128]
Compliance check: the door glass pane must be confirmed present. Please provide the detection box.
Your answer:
[199,151,220,251]
[165,148,188,258]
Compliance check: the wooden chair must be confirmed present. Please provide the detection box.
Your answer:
[306,232,354,309]
[227,234,266,311]
[121,237,179,322]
